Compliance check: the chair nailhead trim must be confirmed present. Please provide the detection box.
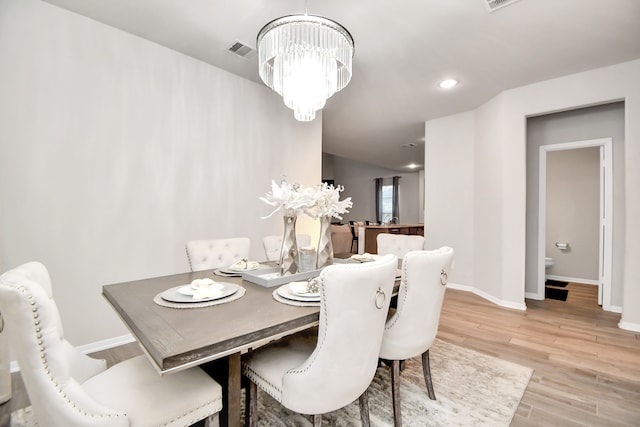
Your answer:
[4,282,123,420]
[160,397,222,427]
[7,278,222,425]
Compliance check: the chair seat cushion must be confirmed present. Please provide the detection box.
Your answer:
[243,332,316,403]
[82,355,222,427]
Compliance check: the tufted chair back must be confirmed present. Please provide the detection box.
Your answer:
[379,247,454,360]
[262,234,312,262]
[242,254,398,424]
[378,247,454,423]
[185,237,251,271]
[376,233,425,259]
[0,262,118,426]
[0,262,223,427]
[282,254,397,414]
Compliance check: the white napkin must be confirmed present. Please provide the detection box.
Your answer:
[288,280,319,296]
[229,259,259,271]
[350,253,377,262]
[190,278,224,300]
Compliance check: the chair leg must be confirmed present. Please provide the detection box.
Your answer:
[245,380,258,427]
[204,413,220,427]
[313,414,322,426]
[390,359,402,427]
[358,388,371,427]
[421,349,436,400]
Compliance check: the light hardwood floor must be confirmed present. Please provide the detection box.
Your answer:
[1,282,639,426]
[439,283,640,426]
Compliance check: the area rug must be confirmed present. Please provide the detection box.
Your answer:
[545,279,568,288]
[545,286,569,301]
[10,339,533,426]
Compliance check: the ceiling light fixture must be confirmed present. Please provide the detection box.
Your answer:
[256,14,354,121]
[438,79,458,89]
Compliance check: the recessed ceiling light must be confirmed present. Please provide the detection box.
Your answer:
[439,79,458,89]
[407,163,419,169]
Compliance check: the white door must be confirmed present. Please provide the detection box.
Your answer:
[599,143,613,308]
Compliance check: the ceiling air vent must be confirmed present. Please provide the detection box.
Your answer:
[228,41,256,59]
[483,0,521,13]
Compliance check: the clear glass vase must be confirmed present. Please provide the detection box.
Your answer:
[316,215,334,269]
[279,210,299,275]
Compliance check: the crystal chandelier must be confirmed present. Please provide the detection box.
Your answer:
[257,14,354,122]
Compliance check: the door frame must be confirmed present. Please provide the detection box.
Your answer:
[537,138,613,310]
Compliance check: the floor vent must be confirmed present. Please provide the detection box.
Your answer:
[483,0,521,12]
[228,41,256,59]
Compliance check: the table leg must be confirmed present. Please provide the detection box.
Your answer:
[203,352,242,427]
[226,352,241,426]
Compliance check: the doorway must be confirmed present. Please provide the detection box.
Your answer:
[537,138,613,309]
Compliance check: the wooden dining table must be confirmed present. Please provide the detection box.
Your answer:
[102,267,321,426]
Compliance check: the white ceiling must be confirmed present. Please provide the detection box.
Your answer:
[43,0,640,171]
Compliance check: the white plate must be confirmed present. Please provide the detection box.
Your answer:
[227,261,260,272]
[287,281,320,298]
[161,282,239,303]
[213,268,242,277]
[276,284,320,302]
[178,281,224,296]
[219,263,260,274]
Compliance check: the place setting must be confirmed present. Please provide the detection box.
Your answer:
[214,258,262,277]
[349,252,381,262]
[273,278,321,307]
[153,277,246,309]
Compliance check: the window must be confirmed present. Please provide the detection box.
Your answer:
[375,176,400,224]
[381,184,394,223]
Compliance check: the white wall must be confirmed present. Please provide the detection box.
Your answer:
[323,154,422,224]
[424,111,475,286]
[546,148,600,280]
[425,58,640,330]
[0,0,322,345]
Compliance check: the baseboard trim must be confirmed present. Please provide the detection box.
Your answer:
[10,333,135,373]
[618,320,640,332]
[545,274,599,286]
[447,282,527,311]
[524,291,542,300]
[526,288,621,313]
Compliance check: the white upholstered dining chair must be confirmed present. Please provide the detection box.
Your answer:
[262,234,312,262]
[242,254,398,426]
[379,247,454,427]
[0,261,222,427]
[185,237,251,271]
[376,233,425,259]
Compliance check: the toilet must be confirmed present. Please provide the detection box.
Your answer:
[545,257,553,269]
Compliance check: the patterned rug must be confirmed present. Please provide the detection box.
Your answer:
[10,339,533,426]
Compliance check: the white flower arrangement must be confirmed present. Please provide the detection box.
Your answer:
[260,178,352,219]
[306,182,353,220]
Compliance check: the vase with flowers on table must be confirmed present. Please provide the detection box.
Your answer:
[260,178,352,275]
